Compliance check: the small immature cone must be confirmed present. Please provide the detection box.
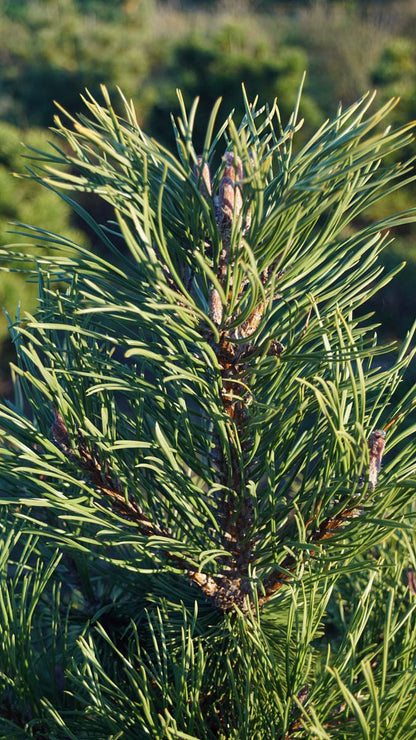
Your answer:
[219,152,243,221]
[194,156,212,198]
[209,287,223,327]
[367,429,386,491]
[406,567,416,595]
[268,339,285,357]
[297,684,309,706]
[216,152,244,261]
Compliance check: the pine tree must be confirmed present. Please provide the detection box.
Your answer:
[1,81,416,738]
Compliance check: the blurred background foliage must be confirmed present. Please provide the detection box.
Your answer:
[1,0,416,384]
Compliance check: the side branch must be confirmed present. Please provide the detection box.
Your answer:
[52,409,166,539]
[52,409,248,610]
[259,429,388,608]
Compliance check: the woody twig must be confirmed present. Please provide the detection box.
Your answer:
[258,428,388,608]
[52,409,249,611]
[52,409,165,538]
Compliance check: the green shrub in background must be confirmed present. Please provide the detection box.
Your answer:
[0,0,156,128]
[0,122,85,348]
[287,0,391,111]
[146,34,322,151]
[372,37,416,141]
[1,83,416,737]
[2,0,416,348]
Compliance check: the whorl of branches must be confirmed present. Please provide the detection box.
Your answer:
[31,85,413,614]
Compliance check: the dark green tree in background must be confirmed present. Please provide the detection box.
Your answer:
[1,82,416,738]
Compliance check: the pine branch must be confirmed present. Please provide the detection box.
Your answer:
[260,428,388,607]
[47,101,404,614]
[3,84,416,738]
[50,135,390,615]
[52,408,164,538]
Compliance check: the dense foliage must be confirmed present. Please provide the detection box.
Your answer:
[1,81,416,738]
[1,0,416,349]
